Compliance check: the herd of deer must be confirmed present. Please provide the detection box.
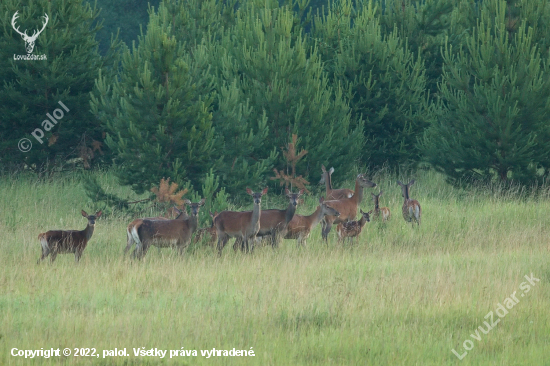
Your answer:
[36,166,422,263]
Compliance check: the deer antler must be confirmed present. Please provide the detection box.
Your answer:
[11,11,28,38]
[28,14,48,41]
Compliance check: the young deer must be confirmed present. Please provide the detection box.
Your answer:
[321,174,377,241]
[234,189,304,251]
[336,209,370,244]
[397,180,421,226]
[37,210,102,264]
[320,165,354,200]
[193,211,219,246]
[132,199,205,259]
[124,206,187,255]
[284,197,340,246]
[371,191,391,222]
[215,188,268,255]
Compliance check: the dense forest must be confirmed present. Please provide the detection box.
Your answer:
[2,0,550,206]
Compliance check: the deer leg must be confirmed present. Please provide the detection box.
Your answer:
[50,251,58,263]
[233,237,242,252]
[75,250,83,263]
[322,220,334,243]
[217,235,228,256]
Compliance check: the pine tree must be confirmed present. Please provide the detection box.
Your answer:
[0,0,117,173]
[313,0,433,169]
[90,2,219,194]
[421,0,550,186]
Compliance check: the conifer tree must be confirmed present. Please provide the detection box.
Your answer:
[421,0,550,186]
[0,0,117,173]
[313,0,433,169]
[91,2,219,194]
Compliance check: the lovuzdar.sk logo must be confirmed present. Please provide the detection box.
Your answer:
[11,11,48,61]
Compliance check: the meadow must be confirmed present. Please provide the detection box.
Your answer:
[0,170,549,365]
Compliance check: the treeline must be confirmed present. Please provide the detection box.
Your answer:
[1,0,550,203]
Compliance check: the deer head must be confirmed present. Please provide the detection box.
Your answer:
[12,12,49,54]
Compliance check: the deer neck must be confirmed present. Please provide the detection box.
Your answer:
[285,202,297,224]
[251,201,261,228]
[188,215,199,233]
[352,179,364,204]
[327,171,334,190]
[359,216,368,228]
[374,200,380,211]
[402,187,410,201]
[84,223,95,241]
[307,205,325,229]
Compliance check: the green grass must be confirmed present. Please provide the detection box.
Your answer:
[1,171,549,365]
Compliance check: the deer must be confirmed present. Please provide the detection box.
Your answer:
[214,188,268,255]
[397,180,421,226]
[320,165,354,200]
[284,197,340,246]
[234,189,304,251]
[132,199,205,259]
[193,211,219,246]
[371,191,391,222]
[124,203,188,255]
[11,12,49,54]
[336,209,370,244]
[37,210,102,264]
[321,174,377,241]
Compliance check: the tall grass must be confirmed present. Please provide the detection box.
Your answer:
[0,170,549,365]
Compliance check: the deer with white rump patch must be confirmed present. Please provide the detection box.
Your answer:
[215,188,268,255]
[38,210,102,264]
[336,209,370,244]
[284,197,340,246]
[320,165,354,200]
[397,180,421,226]
[132,199,205,259]
[371,191,391,222]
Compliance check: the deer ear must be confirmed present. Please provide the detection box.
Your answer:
[262,187,269,195]
[199,198,206,206]
[183,199,192,205]
[298,189,305,195]
[397,181,403,186]
[360,209,364,214]
[285,188,290,196]
[246,188,253,195]
[329,167,334,174]
[81,210,88,217]
[319,196,324,203]
[321,165,326,172]
[95,210,102,217]
[367,210,373,215]
[409,180,416,186]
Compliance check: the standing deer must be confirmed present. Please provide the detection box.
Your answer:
[124,205,187,255]
[193,211,219,246]
[234,189,304,251]
[284,197,340,246]
[37,210,102,264]
[132,199,205,259]
[397,180,421,226]
[336,209,370,244]
[321,174,377,241]
[215,188,268,255]
[371,191,391,222]
[320,165,354,200]
[11,12,48,54]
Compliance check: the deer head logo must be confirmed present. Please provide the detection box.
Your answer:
[11,11,49,54]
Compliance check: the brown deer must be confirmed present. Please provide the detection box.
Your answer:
[397,180,421,226]
[321,174,377,241]
[132,199,205,259]
[215,188,268,255]
[371,191,391,222]
[320,165,354,200]
[336,209,370,244]
[284,197,340,246]
[193,211,219,246]
[37,210,102,264]
[234,189,304,251]
[124,203,188,255]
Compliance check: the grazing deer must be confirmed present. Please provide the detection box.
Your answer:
[234,189,304,251]
[124,203,188,255]
[397,180,421,226]
[37,210,102,264]
[321,174,377,241]
[284,197,340,246]
[336,209,370,244]
[320,165,354,200]
[193,211,219,246]
[132,199,205,259]
[371,191,391,222]
[11,12,48,54]
[215,188,268,255]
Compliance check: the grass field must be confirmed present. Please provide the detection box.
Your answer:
[1,170,549,365]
